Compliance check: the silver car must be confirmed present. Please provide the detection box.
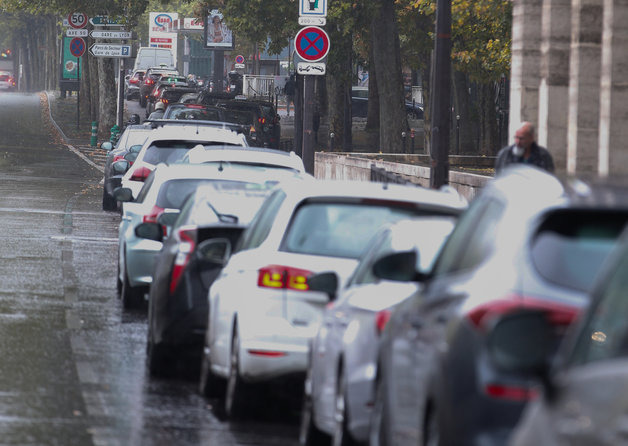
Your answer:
[301,217,459,446]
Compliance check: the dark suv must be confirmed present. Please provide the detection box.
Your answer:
[215,99,281,149]
[371,165,628,446]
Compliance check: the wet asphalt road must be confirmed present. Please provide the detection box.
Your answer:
[0,92,300,446]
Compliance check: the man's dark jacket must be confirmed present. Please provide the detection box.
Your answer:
[495,142,555,174]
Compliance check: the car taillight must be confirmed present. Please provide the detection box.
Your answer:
[257,265,311,291]
[113,155,124,162]
[130,166,152,182]
[375,309,392,335]
[484,384,539,401]
[466,294,579,332]
[258,117,266,125]
[142,205,165,224]
[153,89,160,97]
[169,226,197,294]
[146,79,154,85]
[129,79,139,84]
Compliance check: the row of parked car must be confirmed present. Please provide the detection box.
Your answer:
[125,65,281,150]
[102,116,628,446]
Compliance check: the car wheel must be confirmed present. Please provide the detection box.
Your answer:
[332,370,357,446]
[369,377,392,446]
[299,362,330,446]
[116,259,122,296]
[423,404,439,446]
[102,189,117,211]
[199,343,225,398]
[147,338,173,377]
[120,254,144,309]
[224,326,248,418]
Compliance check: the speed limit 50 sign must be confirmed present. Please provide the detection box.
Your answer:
[68,12,88,29]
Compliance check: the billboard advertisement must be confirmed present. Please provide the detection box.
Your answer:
[148,12,178,64]
[204,10,234,50]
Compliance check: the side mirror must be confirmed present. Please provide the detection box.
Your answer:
[196,238,232,266]
[307,271,339,301]
[486,310,553,374]
[372,251,427,282]
[124,152,138,163]
[112,187,134,203]
[156,210,180,227]
[101,141,113,151]
[112,160,130,175]
[135,222,163,242]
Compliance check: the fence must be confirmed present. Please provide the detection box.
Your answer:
[242,75,275,101]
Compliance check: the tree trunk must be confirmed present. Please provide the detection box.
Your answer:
[366,43,379,134]
[88,51,99,122]
[371,0,406,153]
[98,58,117,135]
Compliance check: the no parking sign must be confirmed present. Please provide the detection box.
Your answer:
[294,26,330,62]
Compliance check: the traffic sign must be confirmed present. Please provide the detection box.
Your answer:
[90,30,133,39]
[69,37,86,57]
[235,55,245,64]
[297,62,326,75]
[294,26,330,62]
[89,44,131,58]
[298,17,326,26]
[299,0,327,17]
[89,16,121,26]
[66,29,88,37]
[68,12,88,29]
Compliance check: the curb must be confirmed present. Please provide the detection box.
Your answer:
[43,91,105,174]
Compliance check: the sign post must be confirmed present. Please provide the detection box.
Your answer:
[68,37,86,131]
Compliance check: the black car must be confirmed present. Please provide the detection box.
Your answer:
[215,99,281,149]
[139,67,179,108]
[140,179,280,377]
[145,75,197,117]
[370,166,628,446]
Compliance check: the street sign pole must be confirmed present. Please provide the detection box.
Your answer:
[302,75,315,174]
[77,56,80,131]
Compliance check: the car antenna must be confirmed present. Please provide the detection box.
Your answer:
[218,160,224,172]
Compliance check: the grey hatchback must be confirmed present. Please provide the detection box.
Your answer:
[370,166,628,446]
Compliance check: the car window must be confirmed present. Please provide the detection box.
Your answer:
[143,141,204,165]
[531,210,628,292]
[348,230,391,287]
[281,201,420,259]
[235,189,286,252]
[567,242,628,366]
[432,198,505,275]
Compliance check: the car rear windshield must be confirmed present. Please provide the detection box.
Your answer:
[156,178,272,210]
[143,141,208,165]
[531,210,628,292]
[281,200,433,259]
[167,107,222,121]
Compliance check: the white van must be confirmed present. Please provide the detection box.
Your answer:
[133,47,175,71]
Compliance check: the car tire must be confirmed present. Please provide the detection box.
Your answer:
[224,327,249,419]
[332,370,357,446]
[199,343,226,398]
[369,377,392,446]
[120,253,144,309]
[102,189,117,211]
[147,338,173,377]
[423,404,440,446]
[299,359,331,446]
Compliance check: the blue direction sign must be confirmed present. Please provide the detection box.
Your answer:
[69,37,86,57]
[294,26,330,63]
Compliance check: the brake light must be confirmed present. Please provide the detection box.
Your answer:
[146,78,155,85]
[129,78,139,85]
[484,384,539,401]
[169,226,198,294]
[113,155,124,162]
[258,117,266,125]
[247,350,286,357]
[142,205,165,224]
[467,294,579,332]
[375,309,392,335]
[257,265,312,291]
[130,166,152,182]
[153,89,160,97]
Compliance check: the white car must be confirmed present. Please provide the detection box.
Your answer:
[199,180,468,418]
[120,123,249,198]
[301,218,460,445]
[116,162,295,309]
[182,144,307,174]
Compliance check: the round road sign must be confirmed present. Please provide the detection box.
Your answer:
[235,55,245,64]
[68,12,88,29]
[294,26,330,62]
[69,37,86,57]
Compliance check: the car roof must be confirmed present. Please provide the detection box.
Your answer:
[181,145,306,172]
[149,161,306,184]
[277,179,468,212]
[142,123,247,142]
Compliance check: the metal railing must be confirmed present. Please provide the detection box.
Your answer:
[242,75,275,100]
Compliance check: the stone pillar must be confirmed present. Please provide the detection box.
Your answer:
[509,0,543,141]
[598,0,628,177]
[566,0,603,174]
[538,0,571,173]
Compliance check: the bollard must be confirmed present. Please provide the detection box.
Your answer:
[329,132,335,152]
[402,131,407,154]
[90,121,98,147]
[110,124,120,144]
[410,129,415,153]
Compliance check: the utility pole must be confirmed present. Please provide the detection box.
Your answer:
[429,0,452,188]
